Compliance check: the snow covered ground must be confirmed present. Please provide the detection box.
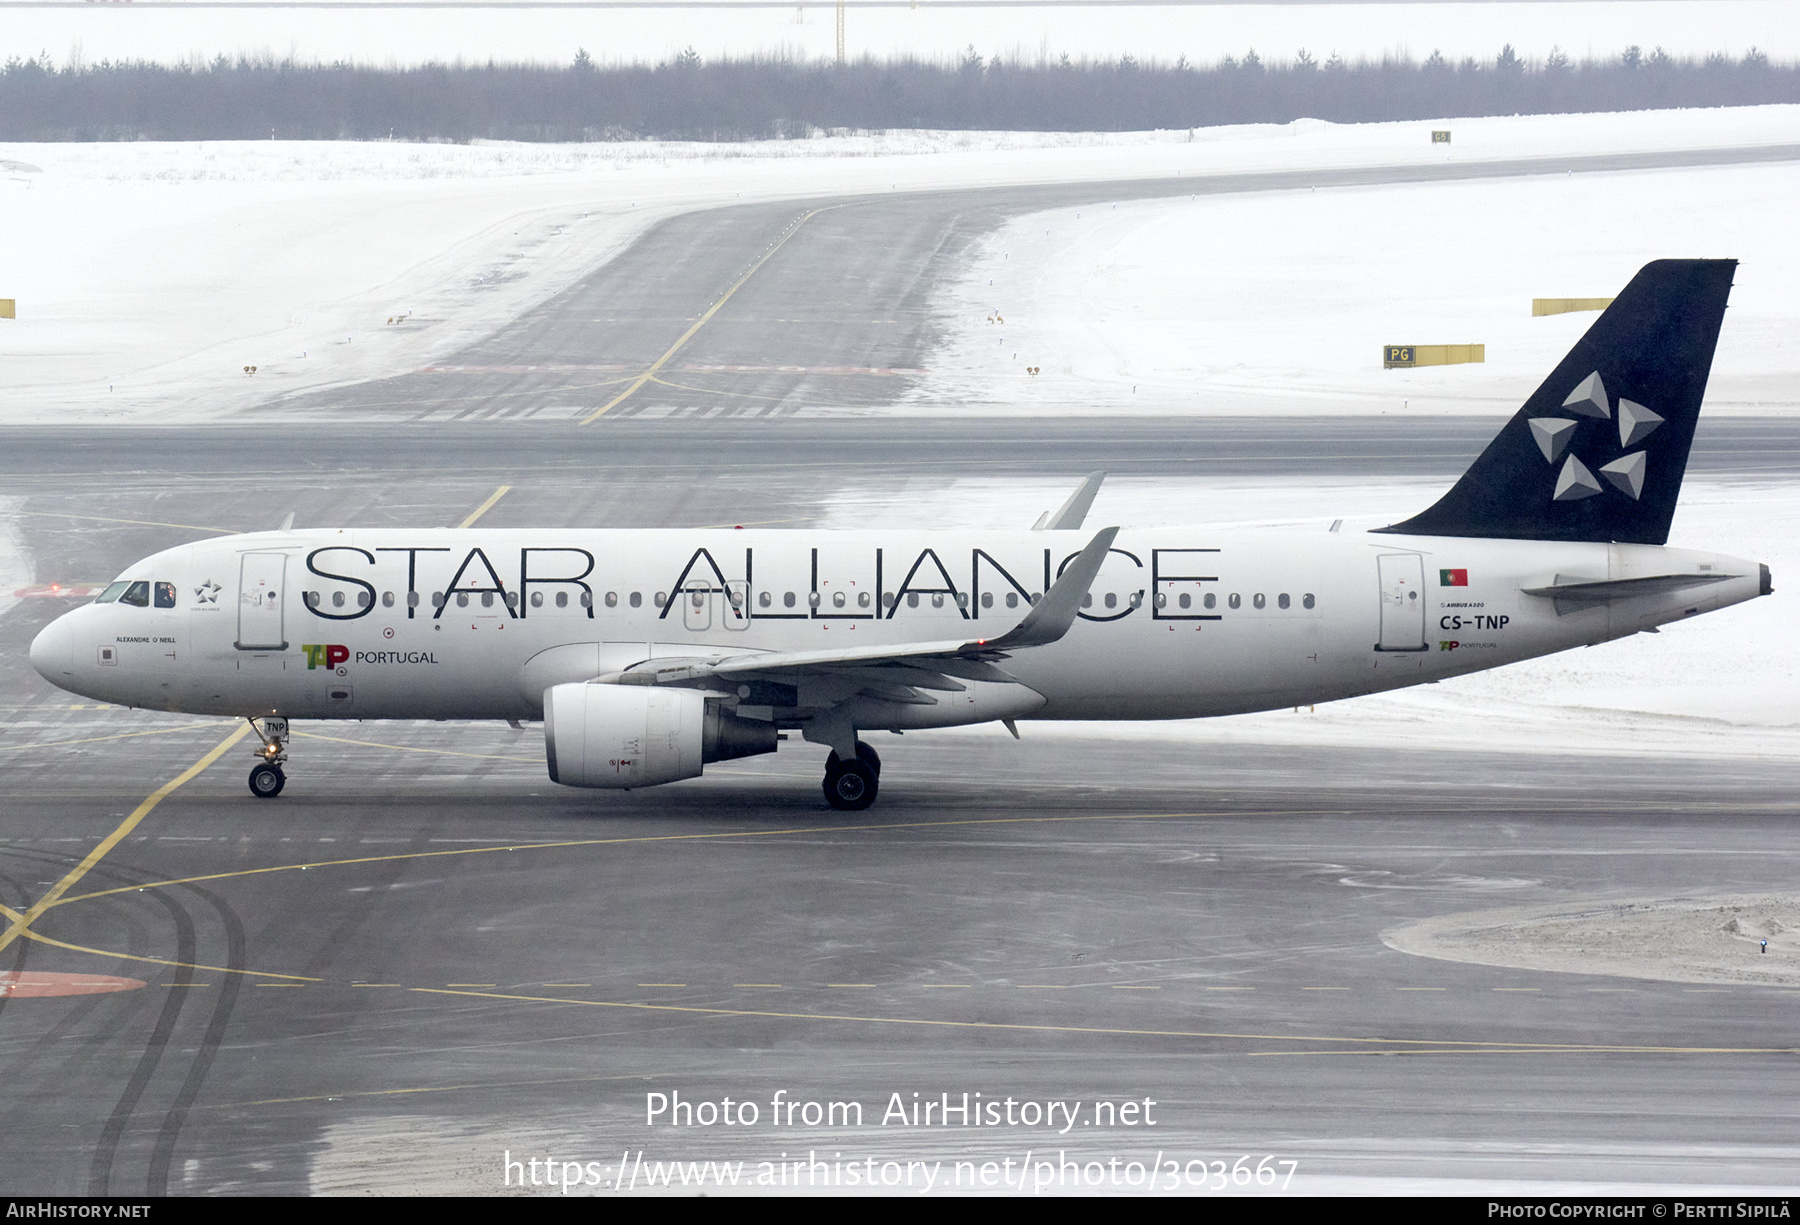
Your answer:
[4,1,1797,71]
[907,154,1800,417]
[4,104,1799,424]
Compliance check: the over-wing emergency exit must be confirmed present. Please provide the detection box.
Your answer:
[30,261,1771,809]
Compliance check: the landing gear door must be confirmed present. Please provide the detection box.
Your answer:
[237,552,289,650]
[1375,553,1427,652]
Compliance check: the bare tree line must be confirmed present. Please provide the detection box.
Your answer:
[1,45,1793,141]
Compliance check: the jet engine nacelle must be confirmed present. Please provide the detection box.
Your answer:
[543,682,776,789]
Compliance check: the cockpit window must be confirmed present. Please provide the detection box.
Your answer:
[94,581,130,604]
[117,581,151,607]
[154,581,177,609]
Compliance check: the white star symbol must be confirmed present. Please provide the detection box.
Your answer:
[195,580,222,604]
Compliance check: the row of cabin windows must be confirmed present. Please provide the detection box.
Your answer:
[293,588,1320,614]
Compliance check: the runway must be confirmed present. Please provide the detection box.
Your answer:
[3,143,1800,1196]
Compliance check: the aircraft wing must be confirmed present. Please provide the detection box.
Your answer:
[603,527,1119,693]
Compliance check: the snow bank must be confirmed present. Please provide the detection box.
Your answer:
[4,105,1798,426]
[910,155,1800,418]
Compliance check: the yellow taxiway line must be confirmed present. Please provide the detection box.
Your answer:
[455,484,512,529]
[581,206,838,423]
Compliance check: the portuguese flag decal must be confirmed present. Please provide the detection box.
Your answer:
[1439,568,1469,587]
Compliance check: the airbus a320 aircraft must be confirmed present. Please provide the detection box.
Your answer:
[30,260,1771,810]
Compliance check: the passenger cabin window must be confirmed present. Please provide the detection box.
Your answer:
[606,592,619,608]
[1007,592,1019,609]
[784,592,796,608]
[1303,593,1316,609]
[1278,593,1290,609]
[383,591,396,608]
[758,591,771,608]
[629,592,642,608]
[1253,593,1266,609]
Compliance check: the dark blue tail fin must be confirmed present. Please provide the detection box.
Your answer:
[1379,259,1736,545]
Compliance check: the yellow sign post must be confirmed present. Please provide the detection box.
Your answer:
[1384,344,1484,369]
[1532,297,1615,317]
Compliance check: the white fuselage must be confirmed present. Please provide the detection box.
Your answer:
[29,525,1763,727]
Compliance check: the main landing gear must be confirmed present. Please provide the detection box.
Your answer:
[246,715,289,798]
[822,741,881,811]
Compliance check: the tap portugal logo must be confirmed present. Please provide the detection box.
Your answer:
[303,644,349,670]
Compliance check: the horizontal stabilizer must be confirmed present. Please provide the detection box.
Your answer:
[1521,571,1735,615]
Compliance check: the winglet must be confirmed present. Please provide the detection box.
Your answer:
[973,526,1118,652]
[1034,471,1107,531]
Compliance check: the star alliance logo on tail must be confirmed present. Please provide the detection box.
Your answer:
[1530,371,1663,504]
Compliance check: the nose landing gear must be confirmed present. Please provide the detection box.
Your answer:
[247,715,289,798]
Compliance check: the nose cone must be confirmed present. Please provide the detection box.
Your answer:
[30,614,75,687]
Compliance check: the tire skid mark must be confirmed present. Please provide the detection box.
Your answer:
[147,880,247,1196]
[88,878,197,1196]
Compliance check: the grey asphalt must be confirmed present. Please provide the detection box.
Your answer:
[2,143,1799,1197]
